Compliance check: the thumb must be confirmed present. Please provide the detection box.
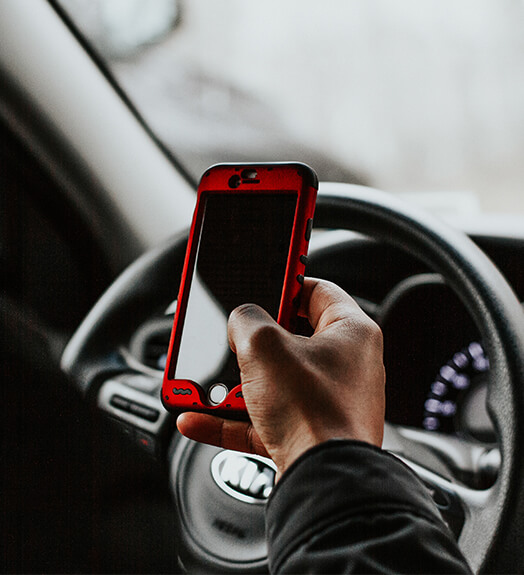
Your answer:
[228,303,288,370]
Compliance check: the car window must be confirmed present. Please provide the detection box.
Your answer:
[58,0,524,215]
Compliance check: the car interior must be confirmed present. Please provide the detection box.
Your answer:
[2,1,524,573]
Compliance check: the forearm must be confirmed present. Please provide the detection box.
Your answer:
[266,440,472,574]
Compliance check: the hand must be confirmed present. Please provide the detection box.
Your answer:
[177,278,385,478]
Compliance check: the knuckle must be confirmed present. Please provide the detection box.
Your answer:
[340,314,383,349]
[362,316,383,343]
[362,319,384,352]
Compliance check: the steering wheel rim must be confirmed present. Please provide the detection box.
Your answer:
[315,183,524,573]
[61,182,524,573]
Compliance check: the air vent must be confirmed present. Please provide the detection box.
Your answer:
[129,316,173,371]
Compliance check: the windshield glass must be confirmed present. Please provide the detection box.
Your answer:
[59,0,524,215]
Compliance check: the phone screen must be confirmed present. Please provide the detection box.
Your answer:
[173,192,298,393]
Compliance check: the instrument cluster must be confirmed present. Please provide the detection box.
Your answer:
[379,274,499,444]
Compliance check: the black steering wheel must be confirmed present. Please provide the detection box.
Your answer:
[61,182,524,573]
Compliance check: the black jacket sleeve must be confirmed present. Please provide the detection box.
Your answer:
[266,440,472,574]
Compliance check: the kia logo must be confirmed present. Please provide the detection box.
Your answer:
[211,451,276,504]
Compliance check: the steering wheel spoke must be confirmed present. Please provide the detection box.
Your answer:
[383,422,497,537]
[400,454,489,538]
[388,423,500,488]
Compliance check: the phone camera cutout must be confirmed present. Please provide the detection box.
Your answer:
[228,175,241,188]
[208,383,228,406]
[241,169,258,180]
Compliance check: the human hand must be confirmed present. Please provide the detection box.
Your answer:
[177,278,385,478]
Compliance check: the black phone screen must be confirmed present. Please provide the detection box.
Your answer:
[174,192,298,392]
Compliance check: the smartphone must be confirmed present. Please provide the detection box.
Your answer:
[161,162,318,419]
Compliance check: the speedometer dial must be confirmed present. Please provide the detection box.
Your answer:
[422,341,496,443]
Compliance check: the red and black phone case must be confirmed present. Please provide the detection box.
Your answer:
[162,162,318,419]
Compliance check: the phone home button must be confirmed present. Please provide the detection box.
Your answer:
[208,383,228,406]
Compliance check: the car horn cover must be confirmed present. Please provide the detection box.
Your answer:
[170,437,271,573]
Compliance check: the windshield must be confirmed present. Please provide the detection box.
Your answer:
[59,0,524,215]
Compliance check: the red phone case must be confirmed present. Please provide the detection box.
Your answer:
[162,163,318,419]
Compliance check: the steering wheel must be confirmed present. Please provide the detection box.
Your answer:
[61,182,524,573]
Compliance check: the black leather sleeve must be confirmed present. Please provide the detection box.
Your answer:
[266,440,472,574]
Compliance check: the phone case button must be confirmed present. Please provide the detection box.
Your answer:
[305,218,313,242]
[300,254,308,265]
[297,274,305,285]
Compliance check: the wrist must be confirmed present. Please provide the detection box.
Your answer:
[270,423,384,478]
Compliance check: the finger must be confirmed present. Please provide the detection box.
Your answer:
[300,277,364,332]
[177,412,269,457]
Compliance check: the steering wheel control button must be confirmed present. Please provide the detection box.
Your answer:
[424,483,450,509]
[208,383,228,406]
[118,422,134,440]
[135,430,157,456]
[98,380,168,458]
[109,394,159,422]
[422,480,464,537]
[129,402,160,422]
[110,394,131,412]
[305,218,313,241]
